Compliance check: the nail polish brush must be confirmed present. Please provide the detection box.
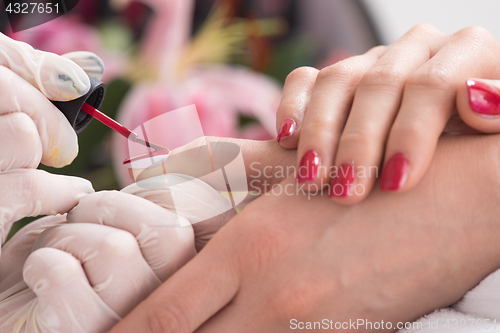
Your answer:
[51,75,170,165]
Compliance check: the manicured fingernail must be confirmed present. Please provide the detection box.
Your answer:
[277,119,296,142]
[329,164,355,197]
[380,153,409,191]
[297,150,320,182]
[467,79,500,116]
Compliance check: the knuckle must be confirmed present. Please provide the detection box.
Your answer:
[22,170,42,197]
[304,118,337,138]
[8,112,38,137]
[390,120,426,143]
[360,65,405,88]
[46,254,81,283]
[407,23,441,36]
[317,62,359,87]
[279,98,299,116]
[455,26,495,42]
[339,129,375,149]
[285,66,318,84]
[99,229,139,258]
[26,248,81,286]
[145,300,189,333]
[367,45,387,56]
[407,65,454,92]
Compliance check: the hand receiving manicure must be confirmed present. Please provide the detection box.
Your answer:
[275,24,500,204]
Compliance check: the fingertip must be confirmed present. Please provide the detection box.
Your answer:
[457,79,500,133]
[70,176,95,199]
[40,53,91,101]
[380,152,410,192]
[276,66,318,148]
[328,163,355,197]
[40,106,79,168]
[296,149,322,183]
[276,118,299,149]
[24,248,82,293]
[327,163,373,205]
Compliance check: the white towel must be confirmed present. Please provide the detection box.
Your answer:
[400,269,500,332]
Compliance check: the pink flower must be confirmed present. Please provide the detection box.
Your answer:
[7,15,125,82]
[113,0,283,185]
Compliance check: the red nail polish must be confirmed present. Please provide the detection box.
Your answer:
[329,164,355,197]
[380,153,409,191]
[277,119,296,142]
[297,150,320,182]
[467,80,500,116]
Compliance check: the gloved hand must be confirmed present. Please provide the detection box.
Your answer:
[0,134,293,333]
[0,32,105,245]
[0,32,105,169]
[0,215,146,333]
[0,171,236,332]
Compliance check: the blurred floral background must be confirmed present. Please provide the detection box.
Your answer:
[1,0,379,238]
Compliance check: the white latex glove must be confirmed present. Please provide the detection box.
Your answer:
[0,32,107,244]
[0,32,104,169]
[0,172,235,333]
[0,215,152,333]
[0,134,292,333]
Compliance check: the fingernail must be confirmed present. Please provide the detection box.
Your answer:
[329,164,355,197]
[467,79,500,116]
[277,119,296,143]
[380,153,409,191]
[297,150,320,182]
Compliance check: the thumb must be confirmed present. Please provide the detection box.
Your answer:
[457,79,500,133]
[62,51,105,81]
[128,137,296,193]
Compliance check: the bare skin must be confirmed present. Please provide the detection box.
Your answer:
[109,132,500,333]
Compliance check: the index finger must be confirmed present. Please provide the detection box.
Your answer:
[129,137,297,193]
[0,33,90,101]
[0,66,80,167]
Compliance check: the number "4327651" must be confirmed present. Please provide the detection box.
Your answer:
[5,2,59,14]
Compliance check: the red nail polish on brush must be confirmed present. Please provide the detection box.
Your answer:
[380,153,409,191]
[467,80,500,116]
[277,119,296,143]
[51,75,169,167]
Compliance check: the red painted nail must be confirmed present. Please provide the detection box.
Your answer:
[297,150,320,182]
[467,80,500,116]
[329,164,355,197]
[380,153,409,191]
[277,119,296,142]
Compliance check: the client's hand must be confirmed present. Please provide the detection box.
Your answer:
[275,24,500,204]
[109,133,500,333]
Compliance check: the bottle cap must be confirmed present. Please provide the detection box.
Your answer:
[51,75,106,133]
